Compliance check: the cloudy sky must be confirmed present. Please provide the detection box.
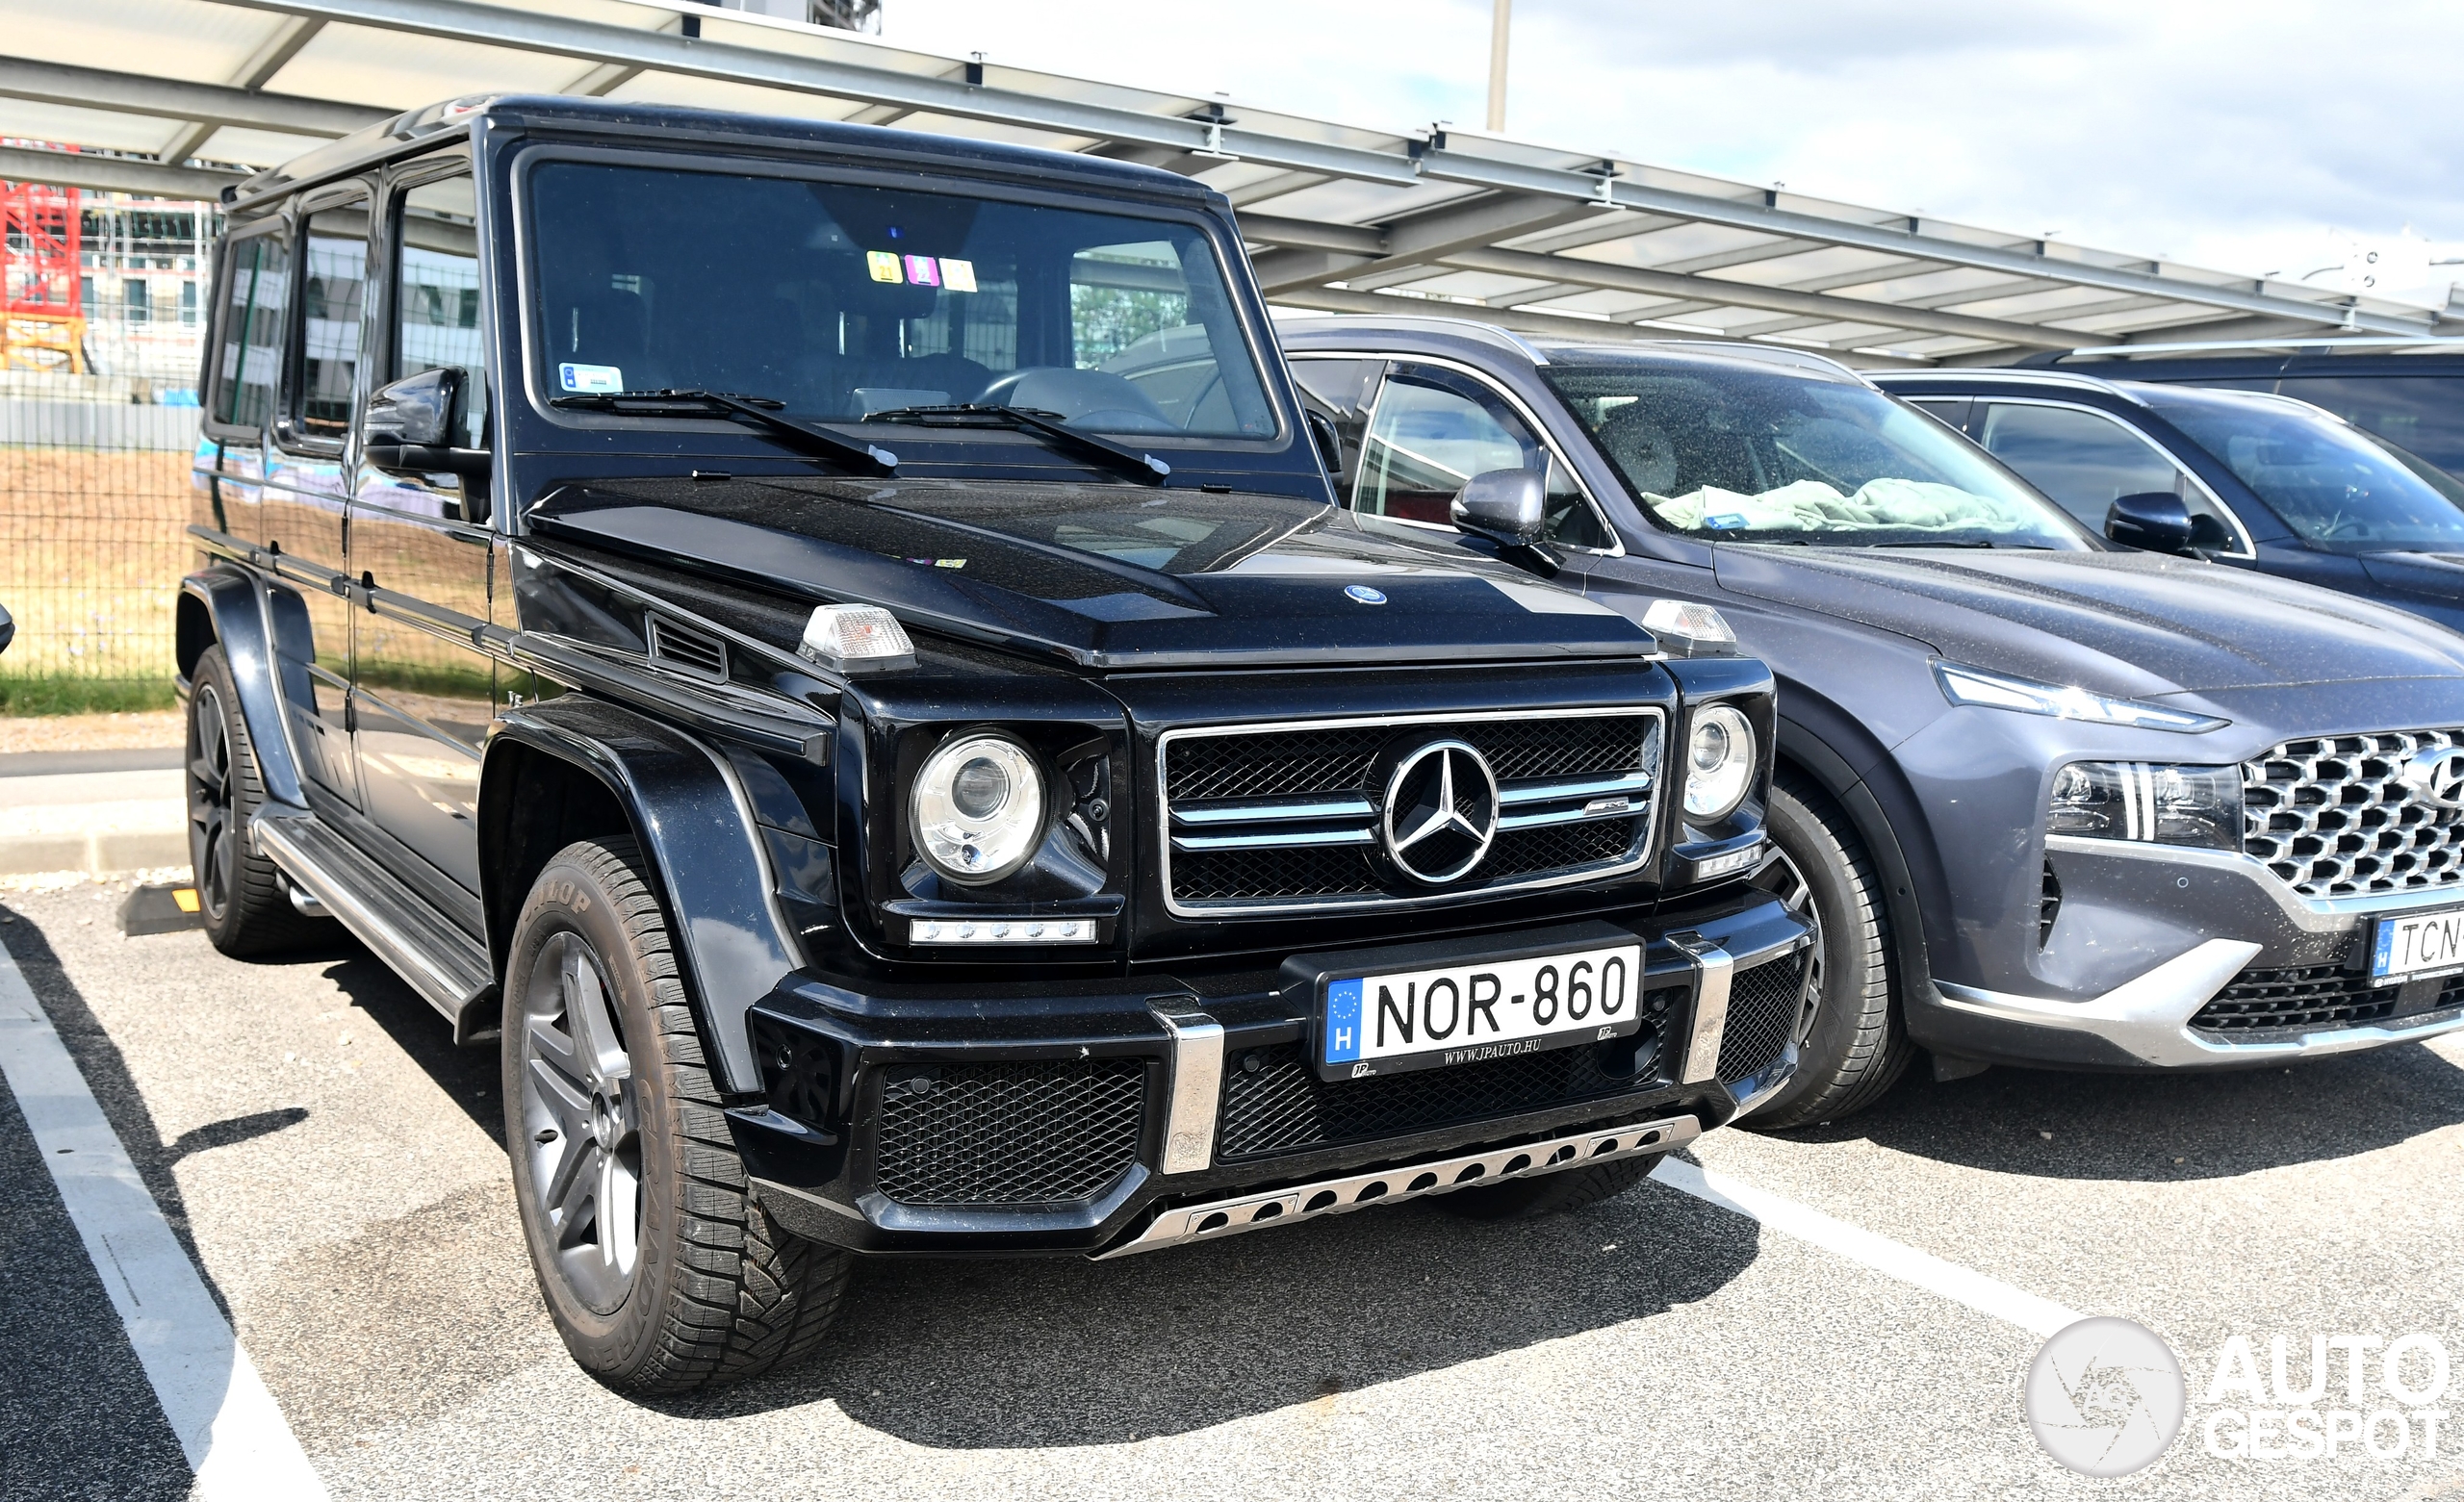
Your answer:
[879,0,2464,308]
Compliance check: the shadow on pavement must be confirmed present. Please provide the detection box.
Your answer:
[1780,1038,2464,1181]
[653,1167,1760,1446]
[313,946,505,1148]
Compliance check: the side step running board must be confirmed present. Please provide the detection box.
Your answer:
[251,807,499,1041]
[1092,1114,1701,1260]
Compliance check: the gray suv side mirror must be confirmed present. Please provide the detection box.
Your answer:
[0,601,13,656]
[2105,491,2196,555]
[1450,468,1547,547]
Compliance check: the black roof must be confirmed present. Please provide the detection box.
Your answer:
[231,92,1213,213]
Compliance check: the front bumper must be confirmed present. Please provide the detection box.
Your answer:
[1912,836,2464,1069]
[729,891,1811,1256]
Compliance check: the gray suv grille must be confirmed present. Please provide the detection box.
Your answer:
[1159,708,1662,916]
[2242,729,2464,898]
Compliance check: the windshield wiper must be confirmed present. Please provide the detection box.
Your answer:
[861,403,1170,486]
[552,389,897,476]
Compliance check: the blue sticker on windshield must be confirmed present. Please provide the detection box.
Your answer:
[559,362,624,394]
[1704,512,1748,530]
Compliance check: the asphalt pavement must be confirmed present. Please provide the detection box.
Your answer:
[3,878,2461,1502]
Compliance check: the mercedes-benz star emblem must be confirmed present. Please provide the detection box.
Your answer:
[2401,747,2464,808]
[1380,739,1500,884]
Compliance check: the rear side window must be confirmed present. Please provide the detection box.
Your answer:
[296,200,371,438]
[211,230,289,431]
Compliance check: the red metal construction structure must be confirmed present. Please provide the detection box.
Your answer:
[0,149,84,372]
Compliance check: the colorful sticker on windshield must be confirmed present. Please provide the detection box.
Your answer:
[558,362,624,394]
[1703,513,1748,530]
[903,255,940,288]
[866,250,903,283]
[938,258,977,293]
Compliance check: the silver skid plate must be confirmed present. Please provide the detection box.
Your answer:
[1091,1114,1700,1259]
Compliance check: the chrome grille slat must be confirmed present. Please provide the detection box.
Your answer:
[1159,707,1663,915]
[2243,727,2464,898]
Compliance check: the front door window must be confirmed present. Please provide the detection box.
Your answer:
[1356,364,1610,548]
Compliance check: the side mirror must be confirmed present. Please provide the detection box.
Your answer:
[2105,491,2195,554]
[0,601,13,656]
[1304,409,1343,476]
[1450,468,1547,547]
[366,366,458,450]
[363,367,492,517]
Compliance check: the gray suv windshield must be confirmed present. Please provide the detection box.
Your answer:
[2148,388,2464,551]
[526,160,1277,440]
[1542,357,2084,548]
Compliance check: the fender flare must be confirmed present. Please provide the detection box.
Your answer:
[1773,708,1953,1025]
[178,566,308,809]
[480,697,801,1094]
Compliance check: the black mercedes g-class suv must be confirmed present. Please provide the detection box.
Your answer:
[180,95,1808,1393]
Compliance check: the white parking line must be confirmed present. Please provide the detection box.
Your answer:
[0,940,327,1501]
[1653,1157,2086,1338]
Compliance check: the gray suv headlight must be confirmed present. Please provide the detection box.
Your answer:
[911,733,1046,884]
[2048,761,2241,850]
[1683,704,1756,821]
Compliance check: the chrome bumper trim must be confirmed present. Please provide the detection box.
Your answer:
[2043,835,2464,932]
[1670,931,1733,1083]
[1150,1002,1224,1174]
[1091,1113,1702,1260]
[1934,936,2464,1066]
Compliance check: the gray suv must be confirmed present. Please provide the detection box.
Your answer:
[1281,314,2464,1128]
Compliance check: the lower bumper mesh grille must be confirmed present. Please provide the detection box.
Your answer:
[873,1057,1147,1207]
[2192,965,2400,1034]
[1217,1024,1665,1162]
[1716,952,1810,1084]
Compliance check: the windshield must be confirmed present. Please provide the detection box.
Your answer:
[1540,355,2086,548]
[525,160,1277,441]
[2147,389,2464,551]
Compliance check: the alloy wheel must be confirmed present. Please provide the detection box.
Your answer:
[186,683,237,922]
[1750,843,1827,1047]
[519,932,642,1315]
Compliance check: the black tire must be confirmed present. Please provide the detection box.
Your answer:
[502,837,851,1394]
[1738,776,1912,1131]
[1437,1154,1661,1220]
[187,644,330,956]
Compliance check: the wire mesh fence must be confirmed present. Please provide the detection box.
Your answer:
[0,395,199,711]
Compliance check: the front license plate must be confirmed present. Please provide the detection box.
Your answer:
[2373,906,2464,981]
[1318,943,1644,1081]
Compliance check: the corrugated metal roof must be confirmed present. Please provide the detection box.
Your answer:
[0,0,2451,364]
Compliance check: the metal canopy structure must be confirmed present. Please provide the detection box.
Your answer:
[2,0,2455,366]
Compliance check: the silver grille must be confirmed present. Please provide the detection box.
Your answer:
[2243,728,2464,898]
[1159,707,1662,916]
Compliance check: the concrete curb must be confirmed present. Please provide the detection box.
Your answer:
[0,830,189,878]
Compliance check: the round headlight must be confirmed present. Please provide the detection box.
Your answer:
[1682,705,1755,821]
[911,734,1045,885]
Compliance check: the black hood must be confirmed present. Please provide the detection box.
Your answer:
[530,477,1656,669]
[1713,544,2464,700]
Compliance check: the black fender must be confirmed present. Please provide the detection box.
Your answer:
[479,697,803,1094]
[177,566,308,809]
[1773,708,1953,1028]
